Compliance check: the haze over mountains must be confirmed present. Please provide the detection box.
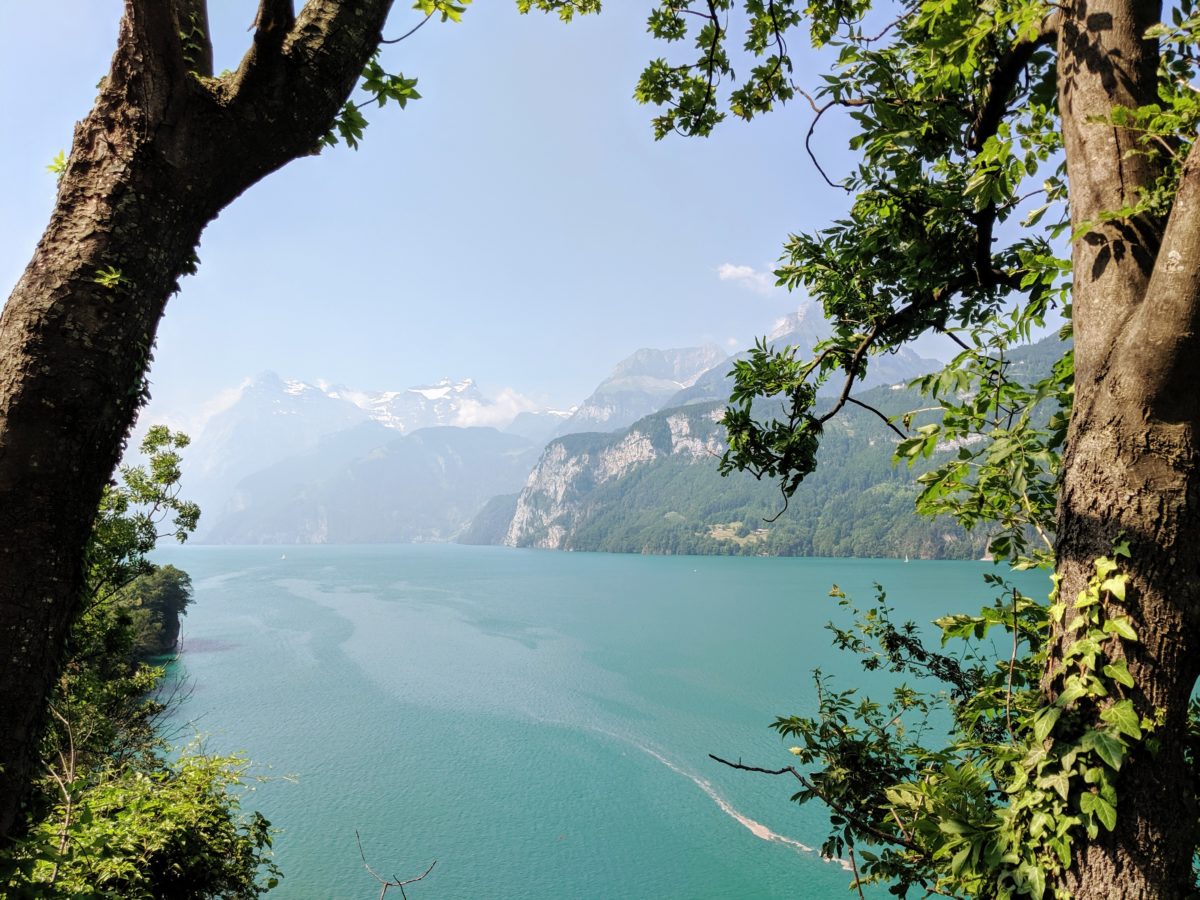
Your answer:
[148,305,967,552]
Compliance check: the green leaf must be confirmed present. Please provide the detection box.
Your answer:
[938,819,973,835]
[1083,730,1126,771]
[1101,700,1142,740]
[1102,660,1135,688]
[1100,575,1127,602]
[1080,792,1118,831]
[1103,617,1138,642]
[1033,706,1061,743]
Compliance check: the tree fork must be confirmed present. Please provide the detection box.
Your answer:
[0,0,394,840]
[1054,0,1200,894]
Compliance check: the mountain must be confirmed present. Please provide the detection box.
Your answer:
[485,337,1068,558]
[182,372,372,522]
[666,307,942,408]
[555,345,728,436]
[457,493,521,545]
[172,373,552,535]
[324,377,492,432]
[203,426,540,544]
[493,390,986,559]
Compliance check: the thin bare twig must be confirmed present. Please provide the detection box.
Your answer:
[848,846,869,900]
[708,754,928,854]
[1005,588,1019,741]
[356,830,436,900]
[380,12,433,44]
[762,492,790,524]
[818,325,882,425]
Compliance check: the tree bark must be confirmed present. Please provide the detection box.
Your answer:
[0,0,393,840]
[1055,0,1200,894]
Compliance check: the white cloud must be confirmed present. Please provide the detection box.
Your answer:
[725,336,740,349]
[717,263,776,295]
[452,387,541,429]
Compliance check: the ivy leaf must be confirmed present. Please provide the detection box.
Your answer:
[1033,706,1061,743]
[1101,700,1142,740]
[1102,660,1135,688]
[1082,730,1126,770]
[1103,617,1138,642]
[1100,575,1127,602]
[1080,792,1118,831]
[1017,862,1047,898]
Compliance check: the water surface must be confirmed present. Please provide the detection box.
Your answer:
[158,545,1047,898]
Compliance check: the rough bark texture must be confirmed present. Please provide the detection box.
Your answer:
[1055,0,1200,895]
[0,0,393,840]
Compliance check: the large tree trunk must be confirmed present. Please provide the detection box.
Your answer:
[1055,0,1200,894]
[0,0,393,840]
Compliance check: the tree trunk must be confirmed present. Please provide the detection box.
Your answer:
[1055,0,1200,894]
[0,0,393,840]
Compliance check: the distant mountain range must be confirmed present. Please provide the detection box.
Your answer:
[469,387,989,559]
[150,305,1056,554]
[665,309,941,407]
[206,426,540,544]
[465,336,1064,559]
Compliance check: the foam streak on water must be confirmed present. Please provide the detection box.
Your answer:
[627,739,853,872]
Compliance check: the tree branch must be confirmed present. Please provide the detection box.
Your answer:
[171,0,214,77]
[1126,134,1200,419]
[117,0,191,99]
[381,11,434,44]
[968,13,1059,152]
[356,831,436,900]
[817,325,881,425]
[708,753,928,855]
[253,0,296,39]
[845,396,905,437]
[226,0,395,170]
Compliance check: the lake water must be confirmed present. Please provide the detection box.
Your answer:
[155,545,1048,899]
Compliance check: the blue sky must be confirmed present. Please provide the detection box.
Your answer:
[1,2,864,414]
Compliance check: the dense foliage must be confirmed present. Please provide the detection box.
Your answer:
[526,0,1200,894]
[0,428,278,898]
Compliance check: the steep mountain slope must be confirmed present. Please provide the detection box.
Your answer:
[203,427,540,544]
[497,392,985,558]
[555,345,727,435]
[491,336,1067,558]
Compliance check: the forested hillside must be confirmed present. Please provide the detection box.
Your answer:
[485,396,978,558]
[483,338,1065,558]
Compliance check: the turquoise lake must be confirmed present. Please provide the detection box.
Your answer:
[154,545,1049,899]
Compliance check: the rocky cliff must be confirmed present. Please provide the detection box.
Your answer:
[505,406,726,549]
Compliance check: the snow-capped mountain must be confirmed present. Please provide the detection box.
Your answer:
[160,372,545,537]
[323,377,490,432]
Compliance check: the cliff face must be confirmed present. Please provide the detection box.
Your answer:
[487,381,999,559]
[505,406,724,549]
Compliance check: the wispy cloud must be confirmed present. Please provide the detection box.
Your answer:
[452,387,541,429]
[717,263,776,295]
